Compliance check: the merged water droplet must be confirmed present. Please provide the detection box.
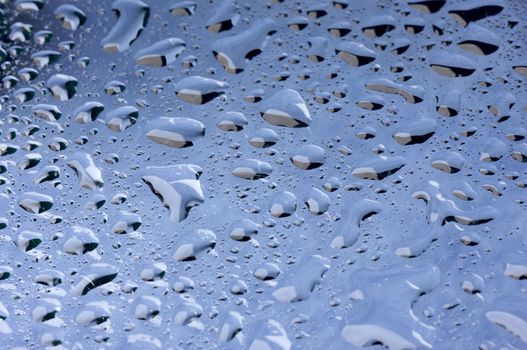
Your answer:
[141,164,204,222]
[205,0,239,33]
[212,18,276,74]
[146,117,204,148]
[101,0,150,53]
[135,37,185,67]
[54,4,86,31]
[260,89,311,127]
[232,159,273,180]
[174,75,228,104]
[46,74,78,101]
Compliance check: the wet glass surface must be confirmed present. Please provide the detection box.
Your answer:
[0,0,526,349]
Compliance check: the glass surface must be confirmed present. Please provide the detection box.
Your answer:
[0,0,526,349]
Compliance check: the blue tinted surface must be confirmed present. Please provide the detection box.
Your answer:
[0,0,526,349]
